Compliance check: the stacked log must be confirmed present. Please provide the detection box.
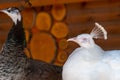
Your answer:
[51,22,69,39]
[28,4,69,64]
[22,8,36,29]
[30,32,57,63]
[36,12,52,31]
[51,4,66,21]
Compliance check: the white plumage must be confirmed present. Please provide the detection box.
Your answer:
[62,22,120,80]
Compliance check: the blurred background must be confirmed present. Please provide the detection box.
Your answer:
[0,0,120,66]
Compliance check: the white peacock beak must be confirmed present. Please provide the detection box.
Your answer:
[67,37,81,47]
[67,37,77,42]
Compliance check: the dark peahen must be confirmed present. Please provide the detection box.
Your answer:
[0,7,62,80]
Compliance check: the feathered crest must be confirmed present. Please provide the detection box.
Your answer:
[90,22,107,40]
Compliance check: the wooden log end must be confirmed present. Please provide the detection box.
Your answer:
[53,50,68,66]
[51,22,69,38]
[36,12,52,31]
[58,39,68,49]
[51,4,66,21]
[30,32,57,63]
[22,8,35,29]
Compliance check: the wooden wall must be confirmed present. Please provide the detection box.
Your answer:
[66,0,120,49]
[0,0,120,66]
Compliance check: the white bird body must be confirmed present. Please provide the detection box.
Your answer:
[63,44,111,80]
[62,23,120,80]
[102,50,120,80]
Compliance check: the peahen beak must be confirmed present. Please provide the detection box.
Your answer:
[0,10,6,13]
[0,10,3,12]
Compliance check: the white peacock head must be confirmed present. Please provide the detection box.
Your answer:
[67,34,95,48]
[67,22,107,48]
[0,7,21,25]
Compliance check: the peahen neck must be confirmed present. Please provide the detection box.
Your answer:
[1,19,27,57]
[6,19,26,50]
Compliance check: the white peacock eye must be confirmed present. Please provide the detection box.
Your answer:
[81,38,89,43]
[82,38,87,41]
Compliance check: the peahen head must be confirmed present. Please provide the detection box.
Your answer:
[67,22,107,48]
[0,7,21,25]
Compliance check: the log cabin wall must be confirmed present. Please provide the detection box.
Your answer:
[0,0,120,66]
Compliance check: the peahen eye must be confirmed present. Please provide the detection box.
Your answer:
[7,10,11,12]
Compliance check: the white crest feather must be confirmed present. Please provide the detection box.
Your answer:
[90,22,107,40]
